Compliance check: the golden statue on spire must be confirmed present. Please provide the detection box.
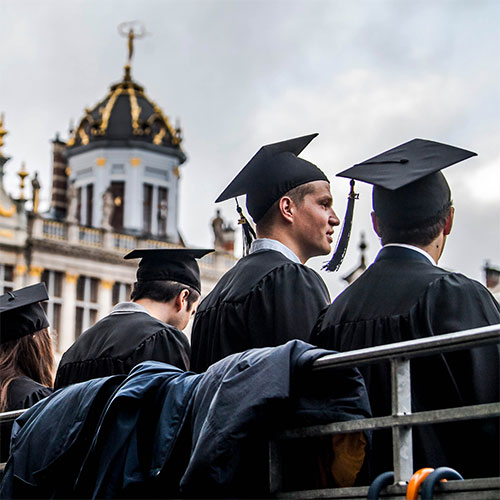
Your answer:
[118,21,147,79]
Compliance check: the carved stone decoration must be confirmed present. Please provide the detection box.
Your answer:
[66,180,78,224]
[211,209,235,253]
[101,187,115,231]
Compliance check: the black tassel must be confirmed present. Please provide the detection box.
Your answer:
[235,199,256,256]
[323,180,358,272]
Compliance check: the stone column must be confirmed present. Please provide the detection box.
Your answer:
[28,265,43,285]
[59,272,78,353]
[14,264,27,289]
[98,279,114,320]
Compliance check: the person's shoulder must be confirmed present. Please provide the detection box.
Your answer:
[7,377,53,411]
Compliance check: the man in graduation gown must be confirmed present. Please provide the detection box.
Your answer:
[191,134,341,372]
[55,248,213,388]
[311,139,500,479]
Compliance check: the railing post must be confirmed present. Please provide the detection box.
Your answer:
[391,357,413,484]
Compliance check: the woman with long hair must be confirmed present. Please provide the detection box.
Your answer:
[0,283,54,461]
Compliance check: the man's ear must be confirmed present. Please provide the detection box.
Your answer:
[371,212,381,237]
[175,289,190,311]
[443,206,454,236]
[278,196,294,223]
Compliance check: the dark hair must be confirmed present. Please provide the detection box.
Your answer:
[257,182,317,231]
[130,280,200,310]
[0,328,55,411]
[377,202,452,247]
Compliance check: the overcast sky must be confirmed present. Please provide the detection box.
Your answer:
[2,0,499,298]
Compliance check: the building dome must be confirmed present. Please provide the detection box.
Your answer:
[67,66,185,163]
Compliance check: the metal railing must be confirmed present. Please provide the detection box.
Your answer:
[269,324,500,499]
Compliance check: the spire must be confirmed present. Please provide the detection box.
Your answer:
[17,162,29,200]
[118,21,146,82]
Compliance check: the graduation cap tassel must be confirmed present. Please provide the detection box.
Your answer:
[235,199,256,256]
[323,180,358,272]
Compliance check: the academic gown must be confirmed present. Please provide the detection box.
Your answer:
[191,249,330,372]
[311,245,500,479]
[54,304,190,389]
[0,377,53,462]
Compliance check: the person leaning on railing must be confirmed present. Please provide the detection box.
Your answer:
[312,139,500,480]
[0,283,54,462]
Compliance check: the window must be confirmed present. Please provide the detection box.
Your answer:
[86,184,94,227]
[0,264,14,294]
[41,270,63,348]
[75,276,99,338]
[110,181,124,230]
[112,282,132,305]
[143,184,153,233]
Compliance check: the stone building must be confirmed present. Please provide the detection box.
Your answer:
[0,37,235,355]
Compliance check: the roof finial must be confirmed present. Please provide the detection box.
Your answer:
[118,21,147,81]
[0,113,7,158]
[17,161,29,200]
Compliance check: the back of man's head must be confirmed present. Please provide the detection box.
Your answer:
[372,171,453,247]
[130,280,200,310]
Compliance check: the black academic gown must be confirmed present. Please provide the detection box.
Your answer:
[311,246,500,479]
[190,249,330,373]
[0,376,52,462]
[54,305,190,389]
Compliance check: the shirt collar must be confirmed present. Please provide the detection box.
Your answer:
[250,238,302,264]
[109,301,154,316]
[383,243,436,266]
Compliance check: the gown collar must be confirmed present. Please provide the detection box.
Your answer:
[250,238,302,264]
[376,244,435,265]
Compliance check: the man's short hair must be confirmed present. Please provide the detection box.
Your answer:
[376,202,452,247]
[256,182,317,232]
[130,280,200,310]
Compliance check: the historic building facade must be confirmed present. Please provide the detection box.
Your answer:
[0,34,235,356]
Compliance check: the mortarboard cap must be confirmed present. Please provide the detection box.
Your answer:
[216,133,328,223]
[124,248,214,294]
[337,138,477,227]
[0,283,50,344]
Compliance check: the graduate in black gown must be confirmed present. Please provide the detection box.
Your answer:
[312,139,500,479]
[191,134,342,372]
[55,248,213,389]
[0,283,54,462]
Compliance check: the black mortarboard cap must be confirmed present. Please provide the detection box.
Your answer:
[124,248,214,294]
[337,138,477,227]
[0,283,50,344]
[216,133,329,223]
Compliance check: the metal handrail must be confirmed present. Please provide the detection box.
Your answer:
[269,324,500,495]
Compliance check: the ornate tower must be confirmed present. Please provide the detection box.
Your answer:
[62,25,185,242]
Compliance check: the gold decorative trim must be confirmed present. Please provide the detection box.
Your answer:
[153,126,166,145]
[128,87,142,133]
[79,128,89,146]
[99,87,121,134]
[29,265,44,278]
[101,279,115,290]
[96,157,107,167]
[0,229,14,238]
[173,166,180,178]
[0,203,15,217]
[130,157,141,167]
[65,166,71,176]
[65,272,79,284]
[15,264,27,276]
